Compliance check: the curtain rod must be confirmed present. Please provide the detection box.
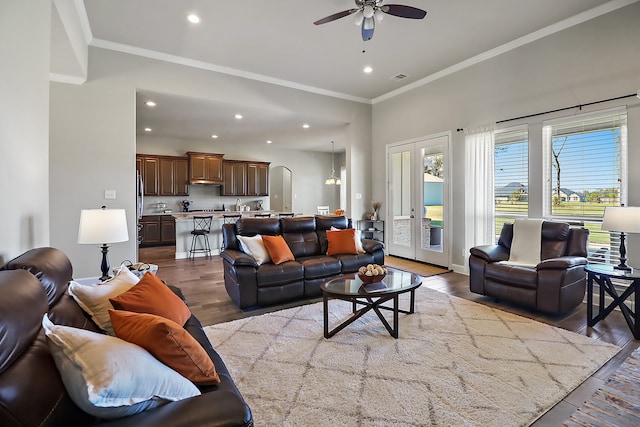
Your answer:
[456,92,637,131]
[495,92,637,124]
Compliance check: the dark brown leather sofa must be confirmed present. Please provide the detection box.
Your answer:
[221,215,385,309]
[0,247,253,427]
[468,221,589,314]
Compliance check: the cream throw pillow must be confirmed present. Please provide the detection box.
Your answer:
[42,314,200,419]
[68,266,140,335]
[237,234,271,265]
[331,226,366,253]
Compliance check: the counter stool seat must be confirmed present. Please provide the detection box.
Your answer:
[189,216,213,259]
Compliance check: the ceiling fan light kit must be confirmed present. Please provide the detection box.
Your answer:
[314,0,427,41]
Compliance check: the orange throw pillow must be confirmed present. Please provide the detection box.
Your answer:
[261,235,295,265]
[109,310,220,385]
[326,229,358,256]
[109,272,191,326]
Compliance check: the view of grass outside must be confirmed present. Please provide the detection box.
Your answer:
[496,202,616,245]
[424,205,443,227]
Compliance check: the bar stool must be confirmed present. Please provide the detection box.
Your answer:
[278,212,295,218]
[221,214,242,252]
[254,213,271,218]
[223,213,241,224]
[189,216,213,259]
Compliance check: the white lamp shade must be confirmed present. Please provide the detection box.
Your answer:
[601,206,640,233]
[78,209,129,244]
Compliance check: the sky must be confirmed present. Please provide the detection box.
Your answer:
[495,129,621,194]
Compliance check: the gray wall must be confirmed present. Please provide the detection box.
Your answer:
[0,1,51,264]
[372,2,640,270]
[50,48,370,277]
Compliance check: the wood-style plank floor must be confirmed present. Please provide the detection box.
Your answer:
[139,246,640,426]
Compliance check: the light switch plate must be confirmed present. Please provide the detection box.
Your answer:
[356,193,362,199]
[105,190,116,200]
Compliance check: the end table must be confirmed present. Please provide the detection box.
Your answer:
[586,264,640,339]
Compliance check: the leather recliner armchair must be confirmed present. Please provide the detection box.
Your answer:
[469,221,589,314]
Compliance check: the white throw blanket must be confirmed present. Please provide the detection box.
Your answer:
[502,218,544,267]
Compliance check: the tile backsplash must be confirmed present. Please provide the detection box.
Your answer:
[142,185,269,214]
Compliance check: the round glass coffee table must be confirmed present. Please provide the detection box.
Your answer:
[320,267,422,339]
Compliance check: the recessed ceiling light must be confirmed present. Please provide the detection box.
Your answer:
[303,123,310,129]
[145,101,156,107]
[187,14,200,24]
[266,140,272,144]
[363,66,373,74]
[234,114,243,119]
[211,134,218,139]
[144,127,152,132]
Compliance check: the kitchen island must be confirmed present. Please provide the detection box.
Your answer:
[172,211,289,259]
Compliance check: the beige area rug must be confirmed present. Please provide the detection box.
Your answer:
[205,288,620,426]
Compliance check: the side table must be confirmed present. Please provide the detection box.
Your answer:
[586,264,640,339]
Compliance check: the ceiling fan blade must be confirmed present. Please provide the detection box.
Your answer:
[380,4,427,19]
[314,9,358,25]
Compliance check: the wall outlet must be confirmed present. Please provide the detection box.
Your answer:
[105,190,116,200]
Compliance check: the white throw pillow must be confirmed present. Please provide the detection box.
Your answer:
[68,266,140,335]
[42,314,200,419]
[331,226,366,253]
[237,234,271,265]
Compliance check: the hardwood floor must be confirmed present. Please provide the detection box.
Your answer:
[139,246,639,426]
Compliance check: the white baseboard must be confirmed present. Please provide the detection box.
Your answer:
[451,263,468,275]
[175,249,220,259]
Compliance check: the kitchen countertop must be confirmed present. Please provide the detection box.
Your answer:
[142,211,301,219]
[172,211,281,220]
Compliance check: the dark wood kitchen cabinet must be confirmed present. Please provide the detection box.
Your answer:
[222,160,247,196]
[139,215,175,247]
[160,215,176,244]
[159,157,189,196]
[137,154,188,196]
[246,162,270,196]
[187,152,223,184]
[138,156,159,196]
[139,216,161,246]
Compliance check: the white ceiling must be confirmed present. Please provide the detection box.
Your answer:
[65,0,632,150]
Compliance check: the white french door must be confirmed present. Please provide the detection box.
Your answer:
[386,133,450,267]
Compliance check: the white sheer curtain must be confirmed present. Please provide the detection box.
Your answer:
[464,127,496,254]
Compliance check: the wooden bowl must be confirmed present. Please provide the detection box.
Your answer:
[358,272,386,284]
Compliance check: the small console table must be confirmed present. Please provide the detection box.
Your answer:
[586,264,640,339]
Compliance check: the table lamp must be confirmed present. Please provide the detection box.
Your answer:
[78,206,129,281]
[601,206,640,271]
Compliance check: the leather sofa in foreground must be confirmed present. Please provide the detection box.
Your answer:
[0,247,252,427]
[221,215,385,309]
[469,221,589,315]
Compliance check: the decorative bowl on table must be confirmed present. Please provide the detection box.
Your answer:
[357,264,387,284]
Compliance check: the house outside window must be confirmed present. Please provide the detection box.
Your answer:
[542,107,628,264]
[494,127,528,242]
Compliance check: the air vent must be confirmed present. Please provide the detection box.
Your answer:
[391,73,408,81]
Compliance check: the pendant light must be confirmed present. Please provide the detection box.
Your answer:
[325,141,342,185]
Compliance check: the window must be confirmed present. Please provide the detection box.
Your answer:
[543,107,628,264]
[494,127,528,242]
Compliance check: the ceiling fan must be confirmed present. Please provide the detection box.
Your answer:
[314,0,427,41]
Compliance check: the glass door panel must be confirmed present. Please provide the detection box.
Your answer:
[388,146,415,258]
[387,134,450,267]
